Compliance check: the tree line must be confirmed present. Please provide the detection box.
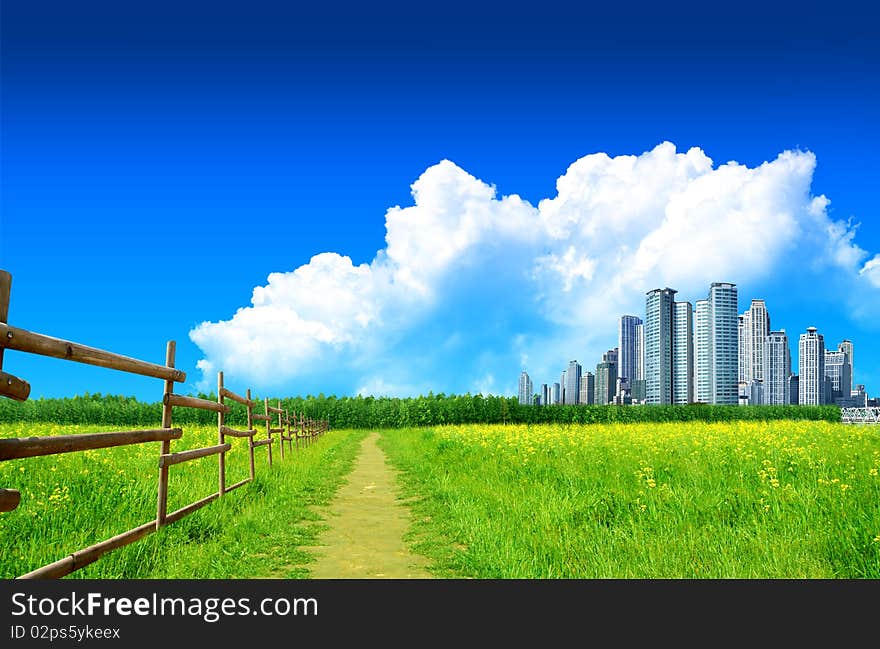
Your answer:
[0,391,840,428]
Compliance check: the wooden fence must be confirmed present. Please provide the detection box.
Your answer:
[0,269,329,579]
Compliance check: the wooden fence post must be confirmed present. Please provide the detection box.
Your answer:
[0,270,10,371]
[218,371,226,497]
[156,341,176,529]
[277,399,285,460]
[246,388,255,480]
[264,398,273,466]
[0,270,30,402]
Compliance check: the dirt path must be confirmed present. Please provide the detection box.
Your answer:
[307,432,431,578]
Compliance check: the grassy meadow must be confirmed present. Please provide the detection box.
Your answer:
[379,421,880,578]
[3,416,879,579]
[0,422,366,578]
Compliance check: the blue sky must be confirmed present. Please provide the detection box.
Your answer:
[2,0,879,401]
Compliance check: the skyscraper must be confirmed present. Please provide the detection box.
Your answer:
[838,339,854,386]
[708,282,738,404]
[595,349,618,405]
[645,288,676,404]
[579,372,595,405]
[673,301,694,404]
[762,330,791,405]
[738,311,750,383]
[541,383,550,407]
[798,327,825,405]
[824,349,852,403]
[788,374,800,405]
[618,315,642,388]
[694,299,711,403]
[635,322,645,382]
[564,361,581,405]
[518,371,533,406]
[632,322,646,402]
[552,382,561,405]
[747,300,770,382]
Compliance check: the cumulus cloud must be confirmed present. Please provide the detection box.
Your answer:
[861,255,880,288]
[189,142,878,396]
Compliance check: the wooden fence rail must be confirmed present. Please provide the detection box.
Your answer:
[0,269,329,579]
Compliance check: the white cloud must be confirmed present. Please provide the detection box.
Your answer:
[860,254,880,288]
[189,142,878,396]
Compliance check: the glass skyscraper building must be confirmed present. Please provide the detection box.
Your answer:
[618,315,642,388]
[798,327,825,405]
[694,283,738,404]
[739,299,770,383]
[645,288,676,404]
[762,330,790,405]
[838,339,854,388]
[694,299,710,403]
[824,348,851,402]
[708,282,738,404]
[672,301,693,404]
[564,360,581,405]
[518,370,533,405]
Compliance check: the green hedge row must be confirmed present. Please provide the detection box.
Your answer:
[0,392,841,428]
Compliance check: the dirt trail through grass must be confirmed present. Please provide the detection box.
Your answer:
[307,432,431,578]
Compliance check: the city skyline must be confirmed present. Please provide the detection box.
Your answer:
[525,281,873,406]
[3,2,879,402]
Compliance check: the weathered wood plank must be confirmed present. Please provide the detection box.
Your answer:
[219,425,257,438]
[164,393,230,414]
[225,478,250,494]
[0,428,183,461]
[158,443,231,468]
[0,488,21,512]
[17,520,156,579]
[165,493,219,525]
[0,370,30,402]
[219,387,252,406]
[0,323,185,383]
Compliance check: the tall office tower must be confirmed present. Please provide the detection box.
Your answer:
[694,299,711,403]
[824,349,852,403]
[635,323,645,381]
[673,301,694,404]
[518,371,533,406]
[595,362,617,405]
[560,371,567,404]
[708,282,739,404]
[618,315,641,389]
[738,312,751,383]
[596,349,618,405]
[838,340,854,386]
[552,382,561,405]
[579,372,595,405]
[747,300,770,381]
[749,380,763,405]
[762,330,791,405]
[604,348,619,366]
[798,327,825,405]
[564,361,581,405]
[645,288,676,404]
[541,383,550,407]
[788,375,800,405]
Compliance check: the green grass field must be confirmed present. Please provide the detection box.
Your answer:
[379,421,880,578]
[3,420,879,578]
[0,423,366,578]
